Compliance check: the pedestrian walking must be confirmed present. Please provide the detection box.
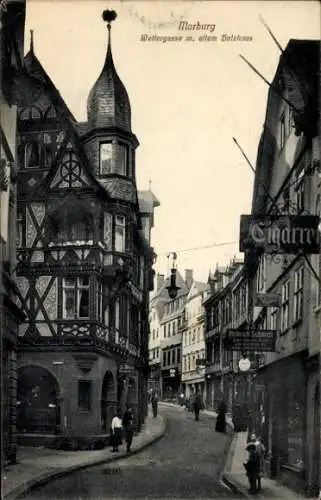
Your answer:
[151,391,158,418]
[215,399,227,433]
[193,392,203,421]
[122,404,134,453]
[110,409,122,452]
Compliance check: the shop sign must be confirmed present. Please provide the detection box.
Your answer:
[239,215,320,254]
[225,329,276,352]
[254,293,281,308]
[118,363,136,376]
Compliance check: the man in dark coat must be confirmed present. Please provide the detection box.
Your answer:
[193,392,203,421]
[122,404,134,453]
[151,391,158,418]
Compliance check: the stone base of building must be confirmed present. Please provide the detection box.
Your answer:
[16,349,142,440]
[17,433,111,450]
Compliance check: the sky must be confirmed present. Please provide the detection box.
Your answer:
[25,0,320,282]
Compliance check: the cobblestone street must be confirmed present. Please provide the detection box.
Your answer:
[19,406,238,499]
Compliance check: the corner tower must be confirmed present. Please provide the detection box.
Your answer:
[82,10,138,204]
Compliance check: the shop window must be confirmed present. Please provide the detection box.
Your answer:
[63,277,89,319]
[287,386,305,470]
[114,215,126,252]
[294,268,304,321]
[78,380,91,411]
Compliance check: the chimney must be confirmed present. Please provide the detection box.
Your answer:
[185,269,193,289]
[156,273,165,291]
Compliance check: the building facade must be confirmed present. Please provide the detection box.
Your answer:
[0,0,26,467]
[204,260,245,413]
[159,269,192,400]
[181,280,208,402]
[241,40,320,496]
[14,13,157,446]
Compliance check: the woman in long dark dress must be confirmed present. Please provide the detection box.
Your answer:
[215,399,227,433]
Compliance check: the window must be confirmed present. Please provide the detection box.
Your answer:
[117,143,128,176]
[294,268,304,322]
[100,142,114,174]
[78,380,91,411]
[295,169,305,213]
[115,298,120,343]
[280,112,286,150]
[63,277,89,319]
[177,347,181,364]
[24,141,41,168]
[172,349,175,364]
[288,107,293,135]
[152,329,155,340]
[281,281,290,332]
[168,323,171,336]
[167,351,171,365]
[164,325,167,338]
[172,321,176,335]
[270,307,278,330]
[16,209,23,247]
[114,215,126,252]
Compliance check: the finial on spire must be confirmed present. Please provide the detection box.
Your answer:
[30,29,34,53]
[102,9,117,27]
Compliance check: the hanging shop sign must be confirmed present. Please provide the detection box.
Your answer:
[225,329,276,352]
[238,357,251,372]
[118,363,136,377]
[254,293,281,308]
[239,215,320,254]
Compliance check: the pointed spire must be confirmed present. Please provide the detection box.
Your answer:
[87,9,131,131]
[30,29,34,53]
[102,9,117,68]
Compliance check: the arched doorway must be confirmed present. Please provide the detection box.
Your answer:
[101,371,116,433]
[17,366,60,434]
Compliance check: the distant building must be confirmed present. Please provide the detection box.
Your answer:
[159,269,192,400]
[148,274,167,396]
[204,259,244,412]
[181,280,209,402]
[0,0,26,466]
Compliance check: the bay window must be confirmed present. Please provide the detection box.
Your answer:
[63,277,89,319]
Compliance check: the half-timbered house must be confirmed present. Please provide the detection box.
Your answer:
[15,13,157,446]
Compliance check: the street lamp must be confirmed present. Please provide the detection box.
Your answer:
[166,253,180,299]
